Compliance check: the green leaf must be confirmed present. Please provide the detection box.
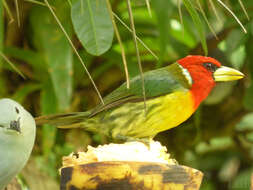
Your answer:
[71,0,114,56]
[196,137,233,154]
[236,113,253,131]
[152,0,173,66]
[12,83,41,103]
[4,47,46,80]
[205,82,235,105]
[170,19,196,48]
[246,132,253,142]
[41,80,58,158]
[225,29,246,56]
[229,45,246,69]
[30,5,73,111]
[4,47,43,68]
[231,169,252,190]
[182,0,208,55]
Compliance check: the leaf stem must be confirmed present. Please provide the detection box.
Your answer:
[106,0,130,88]
[44,0,104,104]
[216,0,247,33]
[126,0,146,112]
[0,51,26,79]
[113,12,158,60]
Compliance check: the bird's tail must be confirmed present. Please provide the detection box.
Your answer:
[35,112,90,128]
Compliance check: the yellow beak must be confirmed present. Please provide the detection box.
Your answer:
[214,66,244,82]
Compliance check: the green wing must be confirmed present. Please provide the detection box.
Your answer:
[90,62,192,116]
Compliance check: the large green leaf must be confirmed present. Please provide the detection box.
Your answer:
[71,0,114,56]
[182,0,208,55]
[41,80,58,158]
[152,0,173,66]
[30,5,73,111]
[4,47,46,80]
[12,83,41,103]
[170,19,196,48]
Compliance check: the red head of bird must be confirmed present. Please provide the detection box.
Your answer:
[177,55,244,109]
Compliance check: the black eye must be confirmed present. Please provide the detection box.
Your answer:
[203,62,218,72]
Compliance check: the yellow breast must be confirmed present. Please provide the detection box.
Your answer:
[110,91,195,139]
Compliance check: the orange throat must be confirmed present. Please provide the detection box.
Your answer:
[190,75,216,109]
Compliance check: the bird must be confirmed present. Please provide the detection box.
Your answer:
[35,55,244,141]
[0,99,36,190]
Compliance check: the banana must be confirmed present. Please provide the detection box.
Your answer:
[60,161,203,190]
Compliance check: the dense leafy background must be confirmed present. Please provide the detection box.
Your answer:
[1,0,253,189]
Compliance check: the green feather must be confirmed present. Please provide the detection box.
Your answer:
[35,62,193,140]
[90,62,191,116]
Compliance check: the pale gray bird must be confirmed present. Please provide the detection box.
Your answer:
[0,99,36,190]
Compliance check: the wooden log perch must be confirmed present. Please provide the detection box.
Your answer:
[60,141,203,190]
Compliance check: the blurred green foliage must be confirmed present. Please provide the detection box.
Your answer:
[0,0,253,189]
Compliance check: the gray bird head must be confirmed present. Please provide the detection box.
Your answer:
[0,99,36,190]
[0,100,22,134]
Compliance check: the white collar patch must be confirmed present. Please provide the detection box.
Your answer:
[178,64,192,86]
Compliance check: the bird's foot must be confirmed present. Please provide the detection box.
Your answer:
[114,135,152,147]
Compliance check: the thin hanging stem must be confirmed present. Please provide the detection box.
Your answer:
[14,0,20,27]
[112,12,158,60]
[2,0,14,23]
[216,0,247,33]
[0,51,26,79]
[238,0,249,21]
[145,0,152,17]
[209,0,222,24]
[106,0,130,88]
[67,0,72,6]
[126,0,146,112]
[177,0,184,36]
[24,0,54,9]
[197,0,218,39]
[44,0,104,104]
